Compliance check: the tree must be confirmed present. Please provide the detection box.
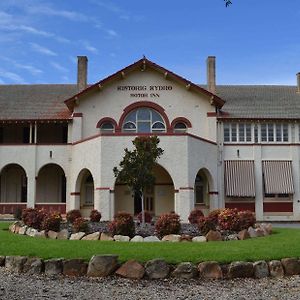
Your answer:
[224,0,232,6]
[113,136,164,224]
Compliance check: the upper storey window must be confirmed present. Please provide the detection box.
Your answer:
[122,108,166,133]
[173,122,188,133]
[224,123,252,143]
[100,122,115,133]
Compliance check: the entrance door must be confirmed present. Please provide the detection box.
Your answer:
[133,188,154,214]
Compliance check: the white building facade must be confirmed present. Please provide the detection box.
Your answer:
[1,56,300,221]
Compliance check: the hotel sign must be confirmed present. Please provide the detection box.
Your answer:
[117,85,173,98]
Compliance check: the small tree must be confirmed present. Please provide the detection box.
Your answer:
[113,136,164,224]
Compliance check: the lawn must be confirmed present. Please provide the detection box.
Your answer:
[1,222,300,264]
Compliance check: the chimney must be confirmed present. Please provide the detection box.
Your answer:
[206,56,216,94]
[297,72,300,93]
[77,56,88,91]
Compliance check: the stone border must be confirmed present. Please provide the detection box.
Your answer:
[0,255,299,280]
[9,222,273,242]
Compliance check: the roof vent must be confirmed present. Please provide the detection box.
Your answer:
[207,56,216,94]
[297,72,300,93]
[77,56,88,92]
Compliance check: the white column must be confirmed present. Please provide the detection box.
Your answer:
[34,122,37,143]
[254,146,264,221]
[292,146,300,220]
[27,174,36,208]
[29,123,33,144]
[71,115,83,142]
[175,189,194,222]
[95,189,112,221]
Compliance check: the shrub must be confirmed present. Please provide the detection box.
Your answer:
[66,209,82,224]
[108,212,135,237]
[137,211,152,223]
[72,217,89,233]
[188,209,204,224]
[155,212,181,238]
[237,210,256,230]
[218,208,240,231]
[90,209,102,222]
[13,207,23,220]
[208,209,223,225]
[41,212,62,232]
[197,216,217,235]
[21,208,48,230]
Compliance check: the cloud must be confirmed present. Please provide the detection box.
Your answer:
[89,1,130,20]
[1,57,43,76]
[50,62,68,73]
[0,68,25,83]
[81,41,99,54]
[30,43,57,56]
[106,29,117,37]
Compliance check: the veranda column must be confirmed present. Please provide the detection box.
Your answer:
[254,146,264,221]
[95,188,113,221]
[175,188,194,222]
[69,193,80,211]
[26,174,36,208]
[292,146,300,220]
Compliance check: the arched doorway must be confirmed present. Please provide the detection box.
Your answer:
[75,169,94,217]
[0,164,27,214]
[35,164,66,214]
[194,168,213,214]
[114,164,174,217]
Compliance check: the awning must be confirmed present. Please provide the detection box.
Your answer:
[224,160,255,197]
[262,161,294,194]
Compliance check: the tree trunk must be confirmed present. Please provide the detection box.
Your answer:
[140,191,145,224]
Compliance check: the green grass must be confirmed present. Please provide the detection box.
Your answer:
[1,222,300,264]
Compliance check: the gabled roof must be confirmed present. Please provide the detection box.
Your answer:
[64,57,225,111]
[0,84,77,121]
[216,85,300,119]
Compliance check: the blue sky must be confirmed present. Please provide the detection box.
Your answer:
[0,0,299,85]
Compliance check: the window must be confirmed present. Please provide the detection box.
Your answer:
[100,122,114,133]
[261,123,289,143]
[194,175,204,204]
[223,123,252,143]
[173,122,187,133]
[122,108,166,133]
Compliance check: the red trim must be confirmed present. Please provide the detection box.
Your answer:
[263,202,293,212]
[0,203,26,214]
[64,58,225,111]
[35,203,66,214]
[0,119,71,123]
[72,133,101,145]
[208,191,218,195]
[70,192,80,196]
[179,187,194,190]
[96,117,118,129]
[171,117,192,128]
[225,202,255,212]
[118,101,172,133]
[207,112,217,117]
[224,143,298,146]
[73,113,83,117]
[187,133,217,145]
[95,187,110,190]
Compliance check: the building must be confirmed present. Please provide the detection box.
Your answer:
[1,56,300,222]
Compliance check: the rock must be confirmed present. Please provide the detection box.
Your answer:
[253,260,269,278]
[281,258,300,276]
[87,255,118,277]
[23,258,43,274]
[9,221,22,233]
[145,259,170,279]
[34,230,47,238]
[5,256,27,273]
[256,223,272,235]
[100,233,114,241]
[162,234,181,242]
[192,236,207,243]
[180,234,192,242]
[220,264,230,279]
[57,229,69,240]
[81,232,100,240]
[115,260,145,279]
[225,234,238,241]
[172,262,198,279]
[144,236,161,242]
[0,256,5,267]
[248,226,257,238]
[70,232,86,240]
[130,235,144,242]
[228,261,254,278]
[255,228,265,237]
[198,261,223,279]
[44,259,63,275]
[114,235,130,242]
[63,259,88,277]
[26,228,38,237]
[47,230,58,239]
[18,226,28,235]
[238,229,250,240]
[269,260,284,278]
[206,230,222,242]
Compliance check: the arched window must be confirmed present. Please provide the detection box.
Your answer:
[100,122,114,133]
[122,108,166,133]
[174,122,187,133]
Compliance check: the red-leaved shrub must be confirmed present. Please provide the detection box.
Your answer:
[137,211,152,223]
[237,210,256,230]
[41,212,62,232]
[197,216,217,235]
[208,209,223,225]
[155,212,181,238]
[66,209,82,224]
[218,208,240,231]
[108,212,135,237]
[72,217,89,233]
[90,209,102,222]
[188,209,204,224]
[22,208,48,230]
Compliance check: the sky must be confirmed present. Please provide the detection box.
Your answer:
[0,0,299,85]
